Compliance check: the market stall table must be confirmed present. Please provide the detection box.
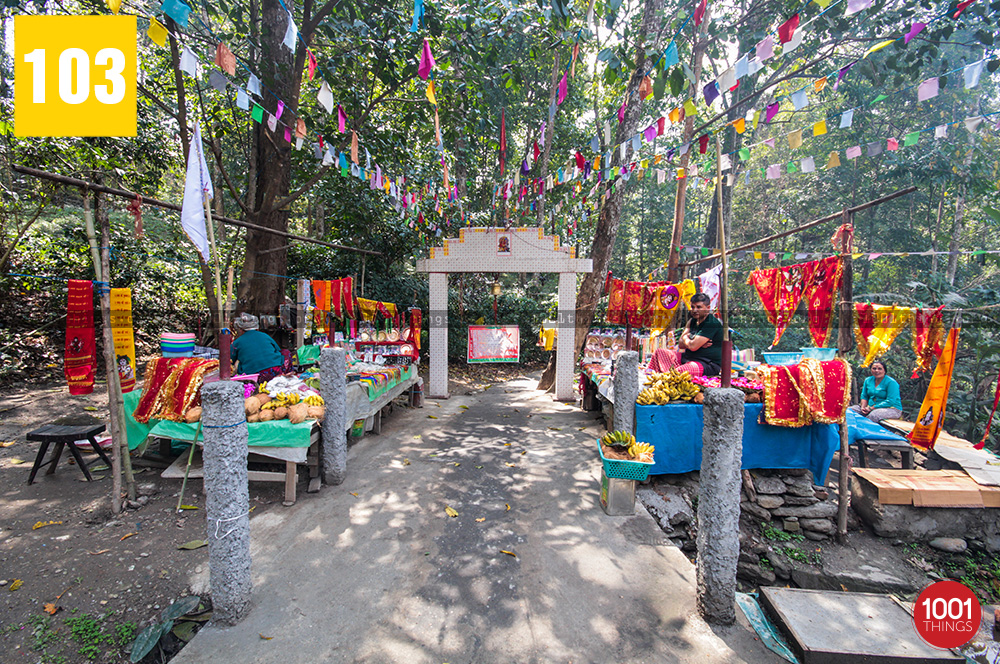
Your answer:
[635,403,839,484]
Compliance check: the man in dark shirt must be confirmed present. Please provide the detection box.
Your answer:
[678,293,723,375]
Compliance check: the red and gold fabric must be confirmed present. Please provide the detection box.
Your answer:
[853,303,876,358]
[861,304,912,367]
[909,326,960,452]
[410,308,422,350]
[64,279,96,395]
[607,278,626,324]
[638,281,667,328]
[110,288,137,393]
[132,357,219,423]
[759,358,851,428]
[622,281,645,326]
[747,263,809,346]
[911,305,945,376]
[357,298,379,322]
[801,256,843,348]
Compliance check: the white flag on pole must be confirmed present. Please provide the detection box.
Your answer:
[180,123,213,261]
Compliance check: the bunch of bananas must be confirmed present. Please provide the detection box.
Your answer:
[637,370,701,405]
[303,394,324,407]
[260,392,302,410]
[600,430,635,449]
[627,441,655,463]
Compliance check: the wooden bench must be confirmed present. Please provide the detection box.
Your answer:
[27,423,113,484]
[857,436,914,470]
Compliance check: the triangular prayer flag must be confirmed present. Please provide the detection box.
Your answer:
[663,42,679,69]
[251,103,264,123]
[787,160,798,173]
[693,0,707,27]
[801,156,815,172]
[704,81,720,105]
[757,36,774,61]
[248,74,261,97]
[839,109,854,128]
[351,131,358,163]
[764,102,779,124]
[418,39,435,80]
[953,0,976,18]
[734,117,746,134]
[814,77,827,93]
[236,87,249,110]
[904,21,926,44]
[813,120,827,136]
[826,151,840,168]
[766,164,780,180]
[935,124,948,139]
[764,138,775,148]
[887,137,899,151]
[778,14,799,44]
[215,42,236,75]
[683,99,697,117]
[845,0,872,15]
[965,60,985,89]
[787,129,802,149]
[864,39,895,58]
[296,118,307,139]
[903,131,920,146]
[846,145,862,159]
[834,63,853,90]
[965,116,984,132]
[338,105,347,132]
[790,88,808,110]
[317,82,333,113]
[147,17,167,47]
[106,0,121,13]
[308,51,317,80]
[917,77,939,102]
[426,80,437,105]
[557,71,568,105]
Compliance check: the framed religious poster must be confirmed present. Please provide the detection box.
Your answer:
[496,233,511,255]
[467,325,519,363]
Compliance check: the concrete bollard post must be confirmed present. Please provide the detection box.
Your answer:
[320,347,348,485]
[612,351,639,434]
[696,387,744,625]
[201,381,252,625]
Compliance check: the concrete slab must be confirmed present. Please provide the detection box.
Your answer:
[173,375,782,663]
[759,587,964,664]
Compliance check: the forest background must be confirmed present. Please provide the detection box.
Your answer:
[1,0,999,448]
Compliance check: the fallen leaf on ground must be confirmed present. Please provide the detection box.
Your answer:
[505,463,516,467]
[427,415,438,419]
[505,503,511,511]
[178,540,207,550]
[120,532,136,541]
[9,458,25,465]
[403,458,411,466]
[434,403,441,407]
[0,441,15,447]
[500,550,517,558]
[476,517,485,522]
[89,549,110,555]
[33,520,63,530]
[413,435,421,439]
[520,450,526,455]
[259,633,273,641]
[459,405,469,409]
[83,406,98,411]
[350,492,359,497]
[502,415,510,418]
[444,506,458,518]
[249,506,256,513]
[475,465,483,469]
[578,427,587,431]
[178,505,198,510]
[43,603,60,615]
[9,579,22,591]
[504,443,511,447]
[453,462,460,467]
[90,465,110,472]
[548,427,562,431]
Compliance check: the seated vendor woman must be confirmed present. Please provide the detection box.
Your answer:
[648,293,724,377]
[849,360,902,424]
[231,313,290,382]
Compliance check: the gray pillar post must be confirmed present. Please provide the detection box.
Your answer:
[201,381,251,625]
[612,351,639,434]
[320,347,348,485]
[696,387,744,625]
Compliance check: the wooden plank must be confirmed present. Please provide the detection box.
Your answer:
[853,469,911,504]
[283,460,297,506]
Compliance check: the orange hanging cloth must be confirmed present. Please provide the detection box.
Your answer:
[854,303,876,357]
[607,279,626,324]
[747,262,810,346]
[908,324,960,452]
[802,256,843,347]
[911,305,945,377]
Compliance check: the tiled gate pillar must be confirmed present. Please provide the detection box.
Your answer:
[428,272,449,399]
[555,272,577,402]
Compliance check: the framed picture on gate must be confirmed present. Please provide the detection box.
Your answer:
[468,325,519,363]
[497,233,511,255]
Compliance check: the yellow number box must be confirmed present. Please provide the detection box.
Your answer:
[14,16,137,137]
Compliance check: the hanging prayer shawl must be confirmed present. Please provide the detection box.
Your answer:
[759,358,851,427]
[622,281,645,326]
[638,282,667,328]
[607,279,626,324]
[329,279,344,318]
[698,264,724,310]
[409,308,422,350]
[746,262,809,346]
[339,277,355,319]
[801,256,843,348]
[908,325,960,451]
[65,280,96,395]
[911,305,945,376]
[110,288,137,393]
[132,357,220,424]
[861,304,913,367]
[854,303,876,358]
[357,298,379,322]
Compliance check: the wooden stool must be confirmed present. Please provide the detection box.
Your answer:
[26,424,111,484]
[857,437,914,470]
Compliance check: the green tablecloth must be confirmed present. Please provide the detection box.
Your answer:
[123,388,314,450]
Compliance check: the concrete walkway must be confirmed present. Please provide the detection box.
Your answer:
[174,376,781,664]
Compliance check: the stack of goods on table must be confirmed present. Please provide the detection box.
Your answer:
[243,375,325,423]
[160,332,195,358]
[637,370,702,405]
[581,330,627,363]
[133,357,219,424]
[692,375,764,403]
[755,356,850,428]
[346,357,414,400]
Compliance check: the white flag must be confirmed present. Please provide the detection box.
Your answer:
[317,81,334,114]
[283,11,297,51]
[247,74,261,97]
[180,123,213,261]
[179,46,197,77]
[965,60,984,89]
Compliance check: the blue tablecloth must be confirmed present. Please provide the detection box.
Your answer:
[845,409,908,448]
[635,403,840,484]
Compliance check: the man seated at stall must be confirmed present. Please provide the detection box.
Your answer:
[231,313,291,382]
[648,293,724,377]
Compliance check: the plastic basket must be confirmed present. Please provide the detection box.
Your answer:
[598,439,654,481]
[761,352,802,366]
[800,347,837,361]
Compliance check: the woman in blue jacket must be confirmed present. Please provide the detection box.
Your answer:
[849,360,902,424]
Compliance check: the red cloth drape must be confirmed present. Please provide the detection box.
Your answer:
[747,263,810,346]
[64,280,96,395]
[802,256,843,347]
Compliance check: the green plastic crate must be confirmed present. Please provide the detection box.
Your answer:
[597,439,653,481]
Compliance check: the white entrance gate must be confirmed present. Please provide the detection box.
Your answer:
[415,227,592,401]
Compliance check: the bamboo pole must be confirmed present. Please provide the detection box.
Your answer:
[715,136,731,388]
[836,209,853,543]
[203,193,224,333]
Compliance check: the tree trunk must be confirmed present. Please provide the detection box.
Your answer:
[946,185,965,286]
[537,0,665,391]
